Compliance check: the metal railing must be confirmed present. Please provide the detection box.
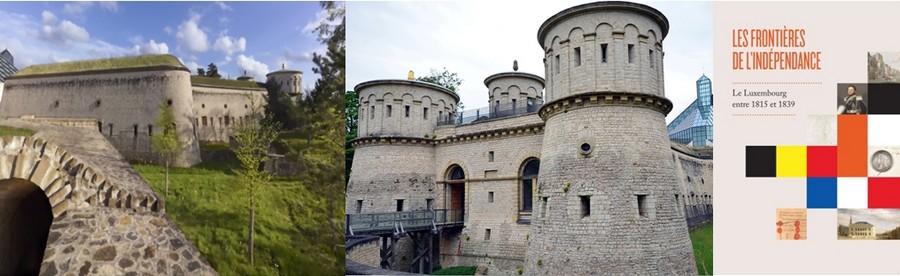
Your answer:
[437,102,541,126]
[346,209,463,236]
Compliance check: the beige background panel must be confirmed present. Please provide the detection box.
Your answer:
[715,1,900,274]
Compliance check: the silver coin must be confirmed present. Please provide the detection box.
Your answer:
[871,150,893,173]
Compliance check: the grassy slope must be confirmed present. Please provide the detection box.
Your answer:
[16,54,182,76]
[690,223,713,275]
[0,125,35,136]
[133,158,341,275]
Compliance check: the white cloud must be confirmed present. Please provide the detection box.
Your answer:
[213,35,246,56]
[163,26,173,35]
[175,13,209,53]
[284,47,318,63]
[214,1,233,11]
[183,60,202,74]
[301,6,341,38]
[63,1,119,14]
[236,54,270,81]
[37,10,90,45]
[133,39,169,55]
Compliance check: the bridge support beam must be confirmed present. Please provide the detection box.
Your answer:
[379,236,399,270]
[407,231,434,274]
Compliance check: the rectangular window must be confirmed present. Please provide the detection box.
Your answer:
[224,116,230,126]
[580,195,591,218]
[488,151,494,162]
[649,49,655,68]
[386,105,392,117]
[485,229,491,241]
[108,124,113,136]
[675,194,683,217]
[405,105,410,118]
[488,192,494,203]
[601,43,608,63]
[148,125,153,136]
[356,200,363,214]
[423,107,429,119]
[628,44,635,63]
[98,122,103,133]
[439,111,443,120]
[637,194,648,217]
[133,124,138,137]
[512,99,517,110]
[521,179,533,212]
[426,198,433,210]
[396,199,404,212]
[541,197,548,218]
[574,47,581,67]
[370,106,375,119]
[554,54,560,74]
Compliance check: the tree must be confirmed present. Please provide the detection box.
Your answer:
[197,68,206,76]
[149,101,181,200]
[264,79,299,129]
[233,97,281,266]
[206,63,222,79]
[345,90,357,184]
[416,67,465,111]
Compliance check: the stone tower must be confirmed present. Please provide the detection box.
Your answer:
[347,79,459,270]
[484,62,545,116]
[524,2,697,275]
[265,64,303,98]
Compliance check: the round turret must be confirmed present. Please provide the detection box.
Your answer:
[355,79,459,138]
[484,68,545,116]
[265,64,303,96]
[524,2,695,275]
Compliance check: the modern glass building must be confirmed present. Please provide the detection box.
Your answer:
[667,74,713,147]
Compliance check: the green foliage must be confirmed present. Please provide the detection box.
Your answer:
[199,143,230,151]
[345,90,357,183]
[264,78,299,129]
[431,266,477,275]
[517,266,523,275]
[690,223,713,275]
[233,97,282,265]
[536,259,543,266]
[415,67,465,111]
[206,63,222,79]
[16,54,182,76]
[0,125,35,136]
[133,161,343,275]
[563,182,570,193]
[192,76,264,89]
[150,101,180,161]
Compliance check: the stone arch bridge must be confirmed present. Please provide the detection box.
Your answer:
[0,119,215,275]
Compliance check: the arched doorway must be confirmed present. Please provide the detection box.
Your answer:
[0,178,53,275]
[445,165,466,221]
[519,158,539,223]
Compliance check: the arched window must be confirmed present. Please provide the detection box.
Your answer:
[448,165,465,181]
[519,158,540,223]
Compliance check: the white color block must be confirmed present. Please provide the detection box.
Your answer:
[868,115,900,147]
[837,177,868,208]
[806,115,837,145]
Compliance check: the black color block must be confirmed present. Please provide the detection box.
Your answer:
[746,146,776,177]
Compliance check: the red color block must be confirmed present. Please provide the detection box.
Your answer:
[807,146,837,177]
[869,177,900,208]
[837,115,867,177]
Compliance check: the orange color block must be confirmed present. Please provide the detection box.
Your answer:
[837,115,867,176]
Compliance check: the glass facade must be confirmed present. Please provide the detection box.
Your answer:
[667,75,714,147]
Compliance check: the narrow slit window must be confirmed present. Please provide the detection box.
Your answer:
[554,54,560,74]
[541,197,548,218]
[488,192,494,203]
[580,195,590,218]
[649,49,655,68]
[386,105,392,117]
[133,124,138,137]
[396,199,404,212]
[574,47,581,67]
[601,43,608,63]
[637,194,648,217]
[148,125,153,136]
[485,229,491,241]
[423,107,429,119]
[628,44,635,63]
[426,198,434,210]
[405,105,410,118]
[488,151,494,162]
[370,106,375,119]
[356,200,363,214]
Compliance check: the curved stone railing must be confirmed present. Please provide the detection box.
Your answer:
[0,136,162,218]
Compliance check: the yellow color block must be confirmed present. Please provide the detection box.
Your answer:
[776,146,807,177]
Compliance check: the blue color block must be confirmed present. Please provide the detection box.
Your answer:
[807,177,837,208]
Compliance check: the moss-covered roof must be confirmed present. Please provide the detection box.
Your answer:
[14,54,185,76]
[191,76,264,89]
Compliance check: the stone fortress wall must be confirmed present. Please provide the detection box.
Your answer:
[346,2,711,275]
[192,84,266,143]
[0,67,201,166]
[0,54,302,167]
[356,80,459,138]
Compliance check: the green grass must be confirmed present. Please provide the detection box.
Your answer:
[431,266,477,275]
[16,54,183,76]
[690,223,713,275]
[0,125,35,136]
[191,75,264,89]
[199,142,231,151]
[132,157,343,275]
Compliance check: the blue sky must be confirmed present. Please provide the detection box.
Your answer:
[0,1,334,90]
